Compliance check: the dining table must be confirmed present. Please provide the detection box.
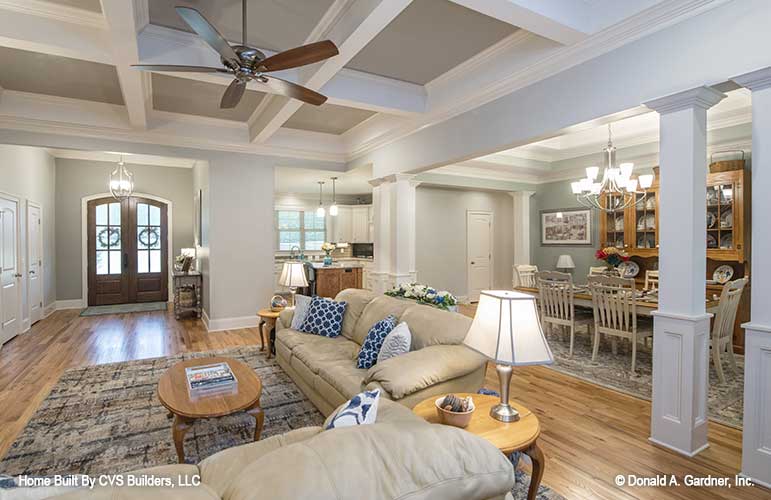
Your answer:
[514,286,720,317]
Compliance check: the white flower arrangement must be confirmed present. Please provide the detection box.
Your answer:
[320,242,336,255]
[385,282,458,311]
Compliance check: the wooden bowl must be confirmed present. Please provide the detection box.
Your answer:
[434,396,475,428]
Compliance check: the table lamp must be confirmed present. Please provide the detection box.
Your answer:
[463,290,553,422]
[556,254,575,273]
[279,261,309,306]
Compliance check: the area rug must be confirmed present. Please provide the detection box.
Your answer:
[542,329,743,429]
[80,302,168,316]
[0,347,562,500]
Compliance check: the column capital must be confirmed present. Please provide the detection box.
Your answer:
[644,86,725,114]
[733,67,771,92]
[369,173,419,187]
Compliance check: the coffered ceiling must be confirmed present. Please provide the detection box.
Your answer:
[44,0,102,13]
[284,103,375,135]
[152,74,265,121]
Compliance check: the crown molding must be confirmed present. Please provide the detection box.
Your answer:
[644,86,726,113]
[733,66,771,92]
[0,0,106,29]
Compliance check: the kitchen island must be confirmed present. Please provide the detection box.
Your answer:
[312,263,363,298]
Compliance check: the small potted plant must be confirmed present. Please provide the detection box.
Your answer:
[595,246,630,272]
[321,242,336,267]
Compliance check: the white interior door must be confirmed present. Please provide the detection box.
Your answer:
[0,195,21,345]
[467,211,493,302]
[28,203,43,324]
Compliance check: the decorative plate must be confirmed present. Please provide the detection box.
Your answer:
[644,214,655,230]
[707,233,718,248]
[615,217,624,231]
[706,212,717,229]
[645,196,656,210]
[618,261,640,278]
[707,188,719,205]
[721,208,733,228]
[713,265,734,284]
[720,233,733,249]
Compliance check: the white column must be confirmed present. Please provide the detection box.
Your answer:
[510,191,535,287]
[644,87,725,456]
[733,67,771,489]
[369,174,419,293]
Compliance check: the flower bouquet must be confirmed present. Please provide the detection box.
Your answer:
[595,246,630,270]
[385,282,458,311]
[321,242,336,266]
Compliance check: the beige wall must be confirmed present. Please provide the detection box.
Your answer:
[415,186,514,298]
[0,144,56,321]
[193,160,210,317]
[54,158,194,301]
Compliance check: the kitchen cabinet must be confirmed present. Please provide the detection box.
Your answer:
[351,207,369,243]
[332,207,352,243]
[331,205,372,243]
[315,266,362,298]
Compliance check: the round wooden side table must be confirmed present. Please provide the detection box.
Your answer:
[257,308,281,358]
[157,356,264,463]
[412,393,543,500]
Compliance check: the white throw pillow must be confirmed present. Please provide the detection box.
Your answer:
[377,321,412,363]
[325,389,380,430]
[290,294,312,330]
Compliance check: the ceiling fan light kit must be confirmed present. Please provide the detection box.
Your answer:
[132,1,339,109]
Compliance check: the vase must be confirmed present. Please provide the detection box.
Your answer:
[323,255,333,266]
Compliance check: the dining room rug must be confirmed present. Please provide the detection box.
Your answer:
[542,328,744,429]
[0,346,562,500]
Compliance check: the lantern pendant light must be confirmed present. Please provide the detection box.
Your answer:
[316,181,326,217]
[109,155,134,200]
[329,177,339,216]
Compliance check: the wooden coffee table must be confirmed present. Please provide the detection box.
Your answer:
[157,356,264,463]
[412,393,543,500]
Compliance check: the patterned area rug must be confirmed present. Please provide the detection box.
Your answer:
[0,346,562,500]
[543,327,744,429]
[80,302,168,316]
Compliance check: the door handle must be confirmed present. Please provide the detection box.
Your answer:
[470,261,475,265]
[123,252,128,269]
[14,273,22,278]
[29,270,35,275]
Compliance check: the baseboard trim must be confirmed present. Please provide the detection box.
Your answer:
[648,437,709,457]
[22,318,31,333]
[55,299,84,310]
[43,303,56,318]
[202,309,210,330]
[206,314,259,333]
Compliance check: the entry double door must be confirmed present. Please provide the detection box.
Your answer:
[87,196,168,306]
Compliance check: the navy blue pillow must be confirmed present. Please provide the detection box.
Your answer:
[357,315,398,369]
[300,296,347,338]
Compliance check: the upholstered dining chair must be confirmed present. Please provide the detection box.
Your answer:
[644,270,659,291]
[514,264,538,288]
[588,275,653,374]
[710,278,747,383]
[536,271,593,357]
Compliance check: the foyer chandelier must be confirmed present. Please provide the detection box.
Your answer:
[109,155,134,200]
[571,124,654,212]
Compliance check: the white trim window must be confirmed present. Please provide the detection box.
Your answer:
[276,210,326,251]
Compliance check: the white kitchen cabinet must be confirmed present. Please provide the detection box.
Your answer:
[351,206,369,243]
[332,206,352,243]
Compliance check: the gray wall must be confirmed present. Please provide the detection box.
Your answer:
[0,145,56,320]
[193,161,210,317]
[55,159,194,301]
[415,186,513,297]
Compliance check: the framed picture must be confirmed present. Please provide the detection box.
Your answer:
[541,208,592,245]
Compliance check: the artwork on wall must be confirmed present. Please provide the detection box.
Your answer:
[541,208,592,245]
[194,189,202,246]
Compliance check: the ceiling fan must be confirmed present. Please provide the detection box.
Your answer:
[132,1,339,108]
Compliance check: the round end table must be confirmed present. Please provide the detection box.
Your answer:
[257,308,282,358]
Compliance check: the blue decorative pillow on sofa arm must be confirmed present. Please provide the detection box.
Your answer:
[357,315,398,369]
[299,296,347,338]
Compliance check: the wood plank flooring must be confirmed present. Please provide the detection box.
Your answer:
[0,307,767,499]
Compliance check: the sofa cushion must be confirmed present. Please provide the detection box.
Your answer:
[222,422,515,500]
[400,305,472,350]
[335,288,377,341]
[315,362,367,399]
[325,388,381,430]
[292,338,359,371]
[352,296,413,345]
[356,314,398,369]
[275,328,318,351]
[300,296,347,337]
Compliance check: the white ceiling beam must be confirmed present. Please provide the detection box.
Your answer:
[137,23,425,115]
[0,5,111,63]
[447,0,589,45]
[248,0,414,144]
[101,0,151,129]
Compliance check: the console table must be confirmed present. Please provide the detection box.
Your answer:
[172,270,202,319]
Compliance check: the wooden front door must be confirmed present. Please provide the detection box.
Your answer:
[87,197,168,305]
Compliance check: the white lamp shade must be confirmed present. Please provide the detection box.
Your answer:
[463,291,553,366]
[279,261,309,288]
[181,248,196,258]
[556,254,575,269]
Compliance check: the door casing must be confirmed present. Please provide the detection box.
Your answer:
[466,210,494,302]
[0,191,22,346]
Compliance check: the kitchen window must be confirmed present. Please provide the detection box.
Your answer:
[276,210,326,251]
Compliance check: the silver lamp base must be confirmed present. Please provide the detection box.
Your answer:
[491,364,520,422]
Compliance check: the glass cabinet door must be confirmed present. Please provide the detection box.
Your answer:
[602,193,626,248]
[707,183,735,251]
[633,190,657,250]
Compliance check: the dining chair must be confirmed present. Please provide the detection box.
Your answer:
[710,278,747,383]
[589,266,620,277]
[514,264,538,288]
[536,271,593,357]
[588,275,653,374]
[644,270,659,290]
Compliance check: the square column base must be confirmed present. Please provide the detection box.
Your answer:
[650,311,711,456]
[741,323,771,488]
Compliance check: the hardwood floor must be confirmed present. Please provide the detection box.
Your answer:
[0,307,767,499]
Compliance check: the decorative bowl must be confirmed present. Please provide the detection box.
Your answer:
[435,396,475,428]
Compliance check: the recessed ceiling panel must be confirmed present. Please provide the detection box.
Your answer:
[347,0,517,84]
[283,103,375,135]
[149,0,335,52]
[152,74,265,121]
[45,0,102,12]
[0,47,123,105]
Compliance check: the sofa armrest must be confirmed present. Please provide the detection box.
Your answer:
[277,308,294,331]
[363,344,485,400]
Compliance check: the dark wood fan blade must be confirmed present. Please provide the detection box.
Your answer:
[175,7,240,67]
[132,64,230,73]
[221,79,246,108]
[259,40,339,73]
[262,76,327,106]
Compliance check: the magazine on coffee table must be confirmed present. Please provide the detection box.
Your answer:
[185,362,237,391]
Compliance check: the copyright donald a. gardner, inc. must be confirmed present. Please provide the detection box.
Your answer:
[614,474,755,488]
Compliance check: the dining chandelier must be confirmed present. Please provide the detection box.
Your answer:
[571,124,654,212]
[109,155,134,200]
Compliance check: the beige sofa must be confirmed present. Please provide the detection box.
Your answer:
[275,288,487,415]
[28,400,515,500]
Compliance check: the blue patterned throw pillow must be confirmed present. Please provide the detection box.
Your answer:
[325,389,381,430]
[357,315,398,369]
[299,296,347,337]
